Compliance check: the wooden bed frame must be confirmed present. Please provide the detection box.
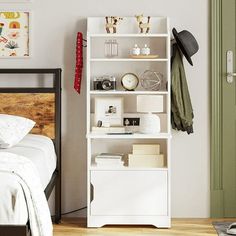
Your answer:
[0,68,61,236]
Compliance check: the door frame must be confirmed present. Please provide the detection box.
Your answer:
[211,0,224,217]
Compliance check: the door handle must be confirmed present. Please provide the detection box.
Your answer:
[227,50,236,83]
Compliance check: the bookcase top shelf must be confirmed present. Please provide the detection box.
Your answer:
[87,16,169,35]
[88,33,169,38]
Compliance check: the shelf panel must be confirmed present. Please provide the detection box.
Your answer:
[87,133,171,139]
[89,91,168,95]
[88,33,169,38]
[90,58,168,62]
[89,165,168,171]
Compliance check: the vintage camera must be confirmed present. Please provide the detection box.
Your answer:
[93,76,116,90]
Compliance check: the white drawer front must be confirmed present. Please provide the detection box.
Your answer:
[90,170,168,216]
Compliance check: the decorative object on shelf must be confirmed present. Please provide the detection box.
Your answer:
[93,75,116,91]
[104,39,118,57]
[137,95,163,134]
[172,28,199,66]
[140,70,163,91]
[129,54,158,59]
[141,44,150,55]
[135,14,151,34]
[94,97,124,127]
[105,16,123,34]
[121,73,139,91]
[131,44,141,55]
[0,11,30,57]
[129,144,164,168]
[96,120,102,127]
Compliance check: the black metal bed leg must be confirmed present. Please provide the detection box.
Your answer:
[55,172,61,224]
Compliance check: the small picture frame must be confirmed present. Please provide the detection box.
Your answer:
[0,11,31,58]
[94,97,124,127]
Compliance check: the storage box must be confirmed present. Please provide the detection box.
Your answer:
[132,144,160,155]
[128,154,164,168]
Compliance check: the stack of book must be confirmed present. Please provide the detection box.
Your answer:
[95,153,124,167]
[128,144,165,168]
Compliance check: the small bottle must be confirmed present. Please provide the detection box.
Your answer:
[132,44,140,55]
[141,44,150,55]
[104,40,112,57]
[111,40,118,57]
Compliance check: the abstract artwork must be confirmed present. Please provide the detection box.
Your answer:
[0,12,30,57]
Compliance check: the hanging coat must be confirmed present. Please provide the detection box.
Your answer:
[171,43,194,134]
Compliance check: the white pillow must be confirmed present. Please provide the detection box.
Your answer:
[0,114,35,148]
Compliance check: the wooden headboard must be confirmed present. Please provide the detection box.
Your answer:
[0,68,61,140]
[0,93,55,138]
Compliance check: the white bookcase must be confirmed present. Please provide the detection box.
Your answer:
[86,17,171,228]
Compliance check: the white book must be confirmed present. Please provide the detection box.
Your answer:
[95,153,124,160]
[95,159,123,164]
[96,161,124,167]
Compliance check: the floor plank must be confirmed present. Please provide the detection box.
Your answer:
[53,218,234,235]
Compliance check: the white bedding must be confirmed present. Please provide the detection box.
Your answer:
[0,152,53,236]
[0,134,57,189]
[0,134,56,230]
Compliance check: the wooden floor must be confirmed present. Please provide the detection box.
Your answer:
[53,218,234,236]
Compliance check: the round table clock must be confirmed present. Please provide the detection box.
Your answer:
[121,73,139,91]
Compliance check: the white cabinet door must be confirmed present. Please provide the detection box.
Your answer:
[90,170,168,216]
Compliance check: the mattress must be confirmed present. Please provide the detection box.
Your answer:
[0,134,57,189]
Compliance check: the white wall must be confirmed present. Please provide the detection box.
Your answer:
[0,0,209,218]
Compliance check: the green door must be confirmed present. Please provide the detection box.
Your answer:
[211,0,236,217]
[222,0,236,217]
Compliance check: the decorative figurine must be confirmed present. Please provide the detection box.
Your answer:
[131,44,141,55]
[105,16,123,34]
[141,44,150,55]
[135,14,151,33]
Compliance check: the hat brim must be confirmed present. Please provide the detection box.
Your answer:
[172,28,193,66]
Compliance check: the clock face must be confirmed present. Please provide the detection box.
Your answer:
[121,73,139,91]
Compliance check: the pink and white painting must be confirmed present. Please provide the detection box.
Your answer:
[0,12,30,57]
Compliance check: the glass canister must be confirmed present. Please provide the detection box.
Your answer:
[111,40,118,57]
[104,40,118,57]
[104,40,112,57]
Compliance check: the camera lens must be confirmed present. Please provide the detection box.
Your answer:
[102,79,112,90]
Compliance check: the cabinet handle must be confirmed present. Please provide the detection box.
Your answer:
[90,183,94,202]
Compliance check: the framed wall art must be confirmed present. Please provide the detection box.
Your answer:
[94,97,124,127]
[0,11,31,58]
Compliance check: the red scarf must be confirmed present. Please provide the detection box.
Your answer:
[74,32,83,94]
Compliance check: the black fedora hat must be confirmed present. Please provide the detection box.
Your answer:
[172,28,199,66]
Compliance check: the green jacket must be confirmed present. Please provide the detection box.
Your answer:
[171,44,194,134]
